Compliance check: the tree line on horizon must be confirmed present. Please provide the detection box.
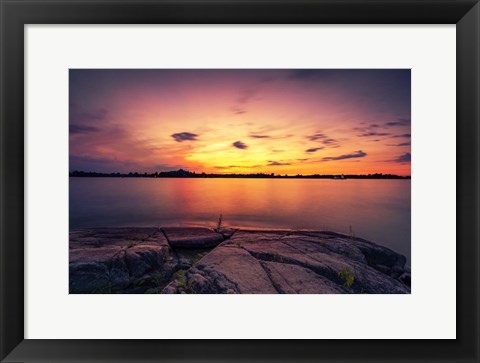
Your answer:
[69,169,410,179]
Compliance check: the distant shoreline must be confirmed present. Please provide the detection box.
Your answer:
[69,169,410,179]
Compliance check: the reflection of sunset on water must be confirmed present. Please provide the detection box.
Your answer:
[70,69,411,176]
[70,178,411,262]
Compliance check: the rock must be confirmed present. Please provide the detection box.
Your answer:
[253,232,408,293]
[260,261,348,294]
[69,227,161,249]
[215,227,236,239]
[162,227,224,249]
[69,261,114,294]
[163,230,410,294]
[69,228,173,293]
[70,245,124,264]
[305,232,407,278]
[70,227,410,294]
[125,243,170,278]
[163,246,278,294]
[399,272,411,287]
[161,283,180,294]
[187,273,211,293]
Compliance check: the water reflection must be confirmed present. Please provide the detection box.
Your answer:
[70,178,411,262]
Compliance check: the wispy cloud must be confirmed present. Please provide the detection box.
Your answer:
[307,133,340,147]
[70,124,100,134]
[358,132,390,137]
[231,88,258,115]
[267,160,291,166]
[237,89,257,104]
[69,104,107,135]
[231,106,247,115]
[385,118,410,127]
[393,153,411,163]
[391,133,411,139]
[215,165,238,169]
[386,142,411,147]
[232,141,248,150]
[215,164,260,169]
[249,134,271,139]
[305,147,324,153]
[171,132,198,142]
[287,69,332,81]
[307,133,327,141]
[70,104,108,124]
[322,138,338,145]
[322,150,367,162]
[354,123,392,140]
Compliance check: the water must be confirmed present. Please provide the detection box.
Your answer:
[70,178,411,262]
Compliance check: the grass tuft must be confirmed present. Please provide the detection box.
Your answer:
[338,267,355,287]
[173,269,188,288]
[192,251,208,265]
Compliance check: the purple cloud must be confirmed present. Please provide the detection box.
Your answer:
[386,142,411,147]
[171,132,198,142]
[232,141,248,150]
[70,124,100,134]
[267,161,291,166]
[306,147,324,153]
[249,134,271,139]
[392,133,411,139]
[385,118,410,127]
[393,153,411,163]
[307,133,327,141]
[359,132,390,137]
[322,150,367,162]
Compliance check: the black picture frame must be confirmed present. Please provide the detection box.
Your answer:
[1,0,479,362]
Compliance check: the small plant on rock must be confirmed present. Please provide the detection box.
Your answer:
[338,267,355,287]
[346,225,357,257]
[216,214,223,230]
[151,272,168,289]
[319,236,328,247]
[192,251,208,265]
[348,225,357,245]
[173,269,188,288]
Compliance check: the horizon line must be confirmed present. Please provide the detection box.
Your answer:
[69,169,411,179]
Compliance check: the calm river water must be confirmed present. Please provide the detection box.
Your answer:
[70,178,411,262]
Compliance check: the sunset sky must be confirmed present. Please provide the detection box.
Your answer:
[69,69,411,176]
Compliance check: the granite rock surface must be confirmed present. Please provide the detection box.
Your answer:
[69,227,410,294]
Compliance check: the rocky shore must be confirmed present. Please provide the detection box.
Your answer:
[69,227,411,294]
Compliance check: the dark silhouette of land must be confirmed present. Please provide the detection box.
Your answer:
[69,169,410,179]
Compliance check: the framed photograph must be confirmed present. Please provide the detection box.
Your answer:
[1,0,478,362]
